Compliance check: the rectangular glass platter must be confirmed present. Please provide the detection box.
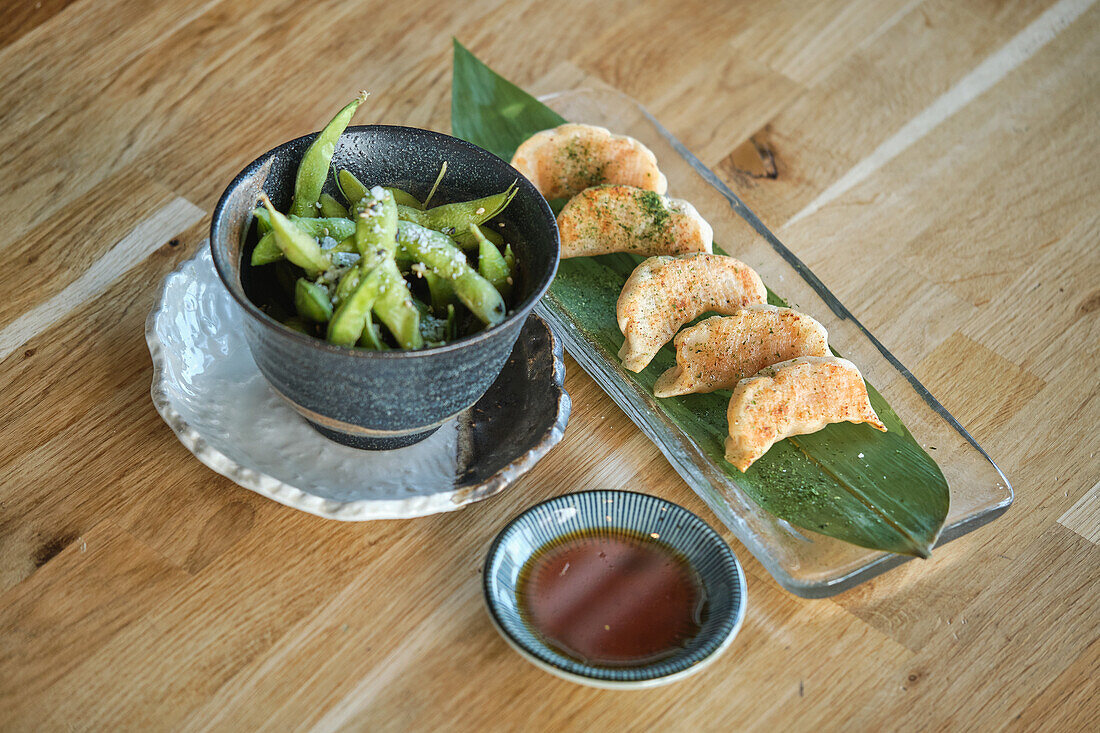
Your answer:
[533,89,1013,597]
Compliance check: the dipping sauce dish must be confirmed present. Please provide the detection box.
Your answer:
[483,490,746,688]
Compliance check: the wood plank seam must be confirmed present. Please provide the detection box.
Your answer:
[784,0,1097,227]
[1058,479,1100,543]
[0,197,203,362]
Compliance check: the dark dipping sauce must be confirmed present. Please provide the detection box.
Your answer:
[517,529,707,667]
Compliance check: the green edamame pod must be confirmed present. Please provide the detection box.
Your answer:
[384,187,423,210]
[396,222,466,279]
[254,207,272,234]
[290,92,367,217]
[354,188,398,263]
[254,229,356,267]
[260,194,331,278]
[319,193,348,219]
[333,266,361,307]
[286,216,356,240]
[251,232,281,266]
[396,221,506,326]
[371,259,423,349]
[337,169,369,207]
[327,267,382,346]
[452,223,504,250]
[295,278,334,322]
[504,243,515,273]
[470,224,511,299]
[425,271,456,313]
[396,182,516,233]
[396,204,418,221]
[358,311,388,350]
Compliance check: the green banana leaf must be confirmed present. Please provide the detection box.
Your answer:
[451,39,948,557]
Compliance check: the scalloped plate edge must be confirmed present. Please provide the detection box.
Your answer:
[145,245,571,521]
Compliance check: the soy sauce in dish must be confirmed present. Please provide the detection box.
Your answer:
[517,529,707,667]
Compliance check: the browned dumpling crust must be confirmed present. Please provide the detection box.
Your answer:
[654,306,830,397]
[617,254,767,372]
[557,185,713,259]
[510,124,668,200]
[724,356,886,472]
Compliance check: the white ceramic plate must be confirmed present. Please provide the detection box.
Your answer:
[146,246,570,520]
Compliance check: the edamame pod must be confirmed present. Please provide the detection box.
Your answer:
[293,216,355,240]
[396,182,516,233]
[319,193,348,218]
[358,311,388,350]
[354,188,398,263]
[290,92,367,216]
[250,216,355,266]
[452,224,504,250]
[295,278,334,323]
[384,187,423,210]
[371,259,423,349]
[337,169,369,206]
[333,266,361,307]
[425,271,456,313]
[397,221,506,326]
[254,207,272,233]
[309,217,354,240]
[327,267,383,346]
[260,194,331,277]
[251,232,281,266]
[470,224,512,299]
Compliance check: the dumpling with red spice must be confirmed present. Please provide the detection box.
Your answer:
[616,254,766,372]
[724,356,886,472]
[653,305,830,397]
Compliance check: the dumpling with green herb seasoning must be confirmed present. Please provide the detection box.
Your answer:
[557,185,713,259]
[617,254,766,372]
[724,356,886,472]
[654,305,830,397]
[510,123,668,199]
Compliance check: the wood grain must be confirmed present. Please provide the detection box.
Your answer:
[0,0,1097,730]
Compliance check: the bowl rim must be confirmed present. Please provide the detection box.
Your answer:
[209,123,560,359]
[482,489,747,686]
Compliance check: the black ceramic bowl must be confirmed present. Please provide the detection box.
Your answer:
[210,125,559,449]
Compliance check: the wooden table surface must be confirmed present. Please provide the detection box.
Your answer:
[1,0,1097,730]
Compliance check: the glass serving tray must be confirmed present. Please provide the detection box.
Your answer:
[533,89,1012,597]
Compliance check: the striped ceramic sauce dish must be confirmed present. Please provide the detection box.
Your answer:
[483,490,746,688]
